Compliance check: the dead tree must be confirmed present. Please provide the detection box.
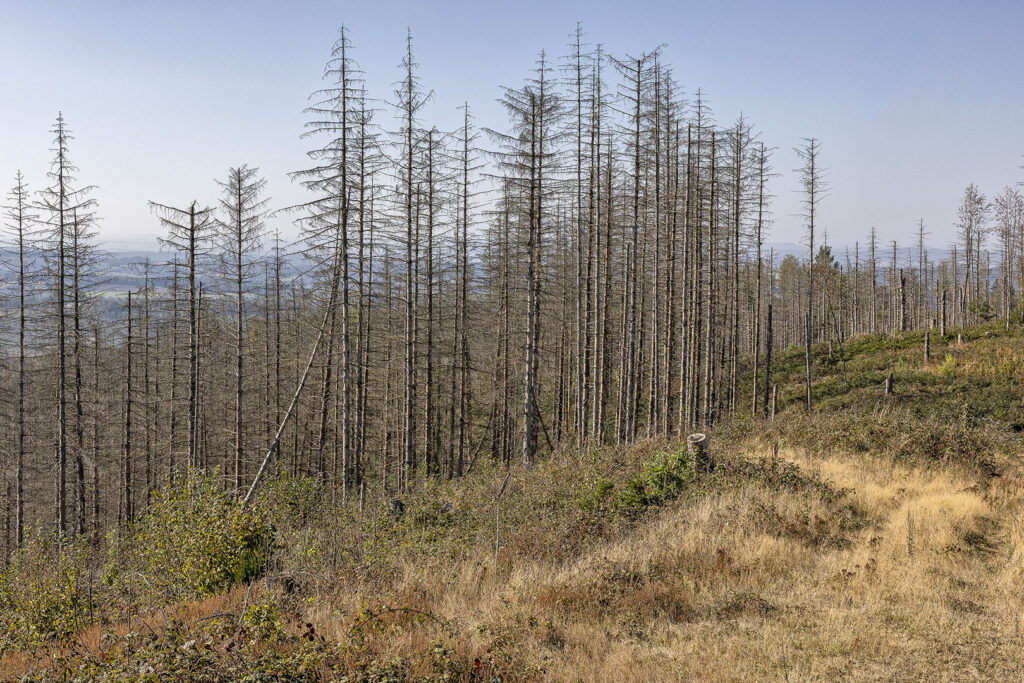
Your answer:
[215,165,268,494]
[37,113,97,535]
[153,200,214,470]
[122,292,134,526]
[795,137,827,412]
[492,52,560,464]
[3,172,37,545]
[391,31,432,489]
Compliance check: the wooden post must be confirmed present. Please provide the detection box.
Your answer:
[687,433,710,473]
[924,332,930,364]
[885,372,894,395]
[906,509,915,556]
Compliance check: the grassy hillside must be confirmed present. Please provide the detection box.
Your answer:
[5,324,1024,681]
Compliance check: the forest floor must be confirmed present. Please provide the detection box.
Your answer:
[6,323,1024,681]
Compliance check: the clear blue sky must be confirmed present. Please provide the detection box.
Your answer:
[1,0,1021,251]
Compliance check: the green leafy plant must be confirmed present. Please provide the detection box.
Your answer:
[243,599,288,643]
[260,473,325,529]
[578,445,697,517]
[108,470,274,602]
[0,528,92,647]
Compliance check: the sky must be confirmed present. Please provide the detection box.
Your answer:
[0,0,1021,252]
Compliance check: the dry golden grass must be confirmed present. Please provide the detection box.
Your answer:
[9,330,1024,680]
[292,447,1024,681]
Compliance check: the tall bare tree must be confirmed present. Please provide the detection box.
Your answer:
[214,165,268,494]
[152,200,214,469]
[795,137,826,412]
[36,114,97,535]
[3,173,37,545]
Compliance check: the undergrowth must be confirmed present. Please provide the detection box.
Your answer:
[5,322,1024,679]
[0,470,272,652]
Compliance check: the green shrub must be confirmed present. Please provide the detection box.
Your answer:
[243,599,288,643]
[938,353,957,377]
[260,473,325,529]
[578,445,696,517]
[619,447,695,512]
[108,470,274,602]
[968,299,996,321]
[577,478,615,512]
[0,529,92,648]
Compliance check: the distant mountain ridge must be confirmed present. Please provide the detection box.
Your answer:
[0,241,962,298]
[764,241,951,264]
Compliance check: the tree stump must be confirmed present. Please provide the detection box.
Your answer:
[924,332,930,364]
[687,433,711,473]
[885,372,894,395]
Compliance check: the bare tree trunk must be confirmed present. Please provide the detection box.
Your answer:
[797,138,824,412]
[188,207,200,469]
[92,326,102,541]
[55,123,69,535]
[456,107,472,477]
[522,101,540,464]
[424,131,437,476]
[752,144,767,416]
[122,292,134,526]
[401,34,420,490]
[762,273,774,419]
[5,174,30,546]
[941,288,947,336]
[142,263,153,505]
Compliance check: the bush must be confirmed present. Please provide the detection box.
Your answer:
[577,478,615,512]
[107,470,274,602]
[578,445,697,517]
[260,473,325,530]
[0,529,92,648]
[242,599,288,643]
[617,447,695,513]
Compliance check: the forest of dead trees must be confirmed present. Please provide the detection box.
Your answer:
[1,25,1023,551]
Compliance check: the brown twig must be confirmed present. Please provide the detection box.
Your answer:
[347,607,449,637]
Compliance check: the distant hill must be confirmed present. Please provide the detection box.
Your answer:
[765,240,951,265]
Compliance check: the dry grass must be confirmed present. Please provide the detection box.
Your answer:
[12,444,1024,680]
[0,588,249,680]
[193,439,1013,681]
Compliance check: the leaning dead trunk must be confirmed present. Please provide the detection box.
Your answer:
[243,287,337,508]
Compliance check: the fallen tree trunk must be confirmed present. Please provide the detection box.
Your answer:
[243,291,336,508]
